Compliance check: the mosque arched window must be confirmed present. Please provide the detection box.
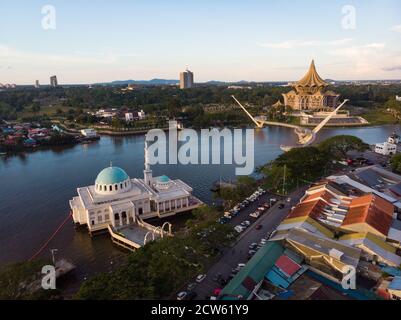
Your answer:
[115,184,118,191]
[109,185,112,191]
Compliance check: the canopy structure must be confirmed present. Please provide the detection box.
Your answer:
[296,60,328,88]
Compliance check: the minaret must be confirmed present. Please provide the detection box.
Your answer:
[144,140,153,186]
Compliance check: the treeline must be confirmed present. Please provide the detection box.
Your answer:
[1,84,401,123]
[260,135,369,193]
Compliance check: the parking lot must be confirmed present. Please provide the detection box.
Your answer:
[176,186,308,300]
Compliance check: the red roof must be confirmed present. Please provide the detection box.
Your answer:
[275,255,301,277]
[342,194,394,236]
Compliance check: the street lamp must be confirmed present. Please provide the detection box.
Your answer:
[50,249,58,265]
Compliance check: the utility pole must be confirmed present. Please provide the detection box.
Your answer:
[282,165,287,195]
[50,249,58,265]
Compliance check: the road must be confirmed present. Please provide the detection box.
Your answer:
[192,187,308,300]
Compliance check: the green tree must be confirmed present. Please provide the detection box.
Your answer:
[31,102,41,114]
[390,153,401,173]
[318,135,368,159]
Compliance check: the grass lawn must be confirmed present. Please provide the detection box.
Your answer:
[362,108,400,125]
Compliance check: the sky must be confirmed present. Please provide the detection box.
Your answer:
[1,0,401,84]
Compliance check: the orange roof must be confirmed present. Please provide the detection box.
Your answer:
[287,199,326,220]
[304,190,335,204]
[342,194,394,236]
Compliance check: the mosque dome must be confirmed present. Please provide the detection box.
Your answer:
[158,175,170,183]
[95,166,131,195]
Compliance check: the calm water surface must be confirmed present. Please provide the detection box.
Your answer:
[0,125,399,279]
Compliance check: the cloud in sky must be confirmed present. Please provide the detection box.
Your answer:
[383,65,401,71]
[258,38,353,49]
[328,42,401,77]
[390,25,401,33]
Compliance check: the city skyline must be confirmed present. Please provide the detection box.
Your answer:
[1,0,401,84]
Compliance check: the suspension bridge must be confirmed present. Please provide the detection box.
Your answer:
[231,95,349,151]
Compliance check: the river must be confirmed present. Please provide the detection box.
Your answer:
[0,124,399,288]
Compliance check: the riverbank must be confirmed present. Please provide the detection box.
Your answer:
[0,125,399,297]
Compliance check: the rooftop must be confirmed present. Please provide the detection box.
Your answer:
[295,60,328,89]
[342,194,394,236]
[388,277,401,291]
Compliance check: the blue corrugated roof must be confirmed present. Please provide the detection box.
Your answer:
[356,169,382,187]
[266,268,292,289]
[382,266,401,277]
[388,276,401,291]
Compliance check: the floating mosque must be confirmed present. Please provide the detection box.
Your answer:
[69,141,203,250]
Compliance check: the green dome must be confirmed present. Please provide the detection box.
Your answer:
[158,175,170,183]
[96,167,129,185]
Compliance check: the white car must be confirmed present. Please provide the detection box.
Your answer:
[243,220,251,226]
[250,212,259,218]
[235,225,244,233]
[177,291,188,300]
[196,274,206,283]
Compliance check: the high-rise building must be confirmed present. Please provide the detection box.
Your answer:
[34,80,40,88]
[50,75,58,87]
[179,68,194,89]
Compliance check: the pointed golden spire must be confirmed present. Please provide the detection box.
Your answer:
[296,60,327,88]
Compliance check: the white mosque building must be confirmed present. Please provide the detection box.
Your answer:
[69,142,203,244]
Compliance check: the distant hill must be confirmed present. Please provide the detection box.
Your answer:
[98,79,179,86]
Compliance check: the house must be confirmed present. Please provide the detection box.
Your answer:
[375,142,397,156]
[269,228,362,281]
[339,232,401,267]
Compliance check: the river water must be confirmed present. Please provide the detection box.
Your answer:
[0,125,399,283]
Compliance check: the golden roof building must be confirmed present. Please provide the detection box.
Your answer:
[282,60,339,111]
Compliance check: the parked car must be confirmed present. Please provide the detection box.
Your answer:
[249,243,258,250]
[177,291,188,300]
[278,203,285,209]
[196,274,206,283]
[213,273,222,282]
[237,263,246,268]
[187,292,197,300]
[187,283,197,291]
[235,225,244,233]
[219,278,228,286]
[243,220,251,226]
[255,224,263,230]
[250,212,260,218]
[214,288,222,296]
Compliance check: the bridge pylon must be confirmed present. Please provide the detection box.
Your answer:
[231,95,264,128]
